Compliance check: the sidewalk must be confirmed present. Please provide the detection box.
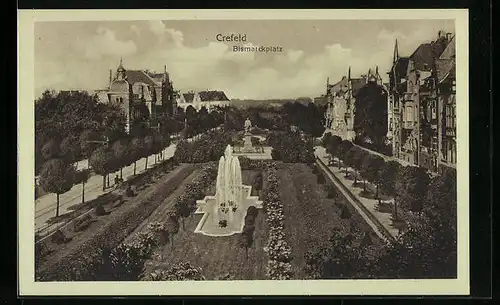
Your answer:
[35,144,177,232]
[314,146,399,240]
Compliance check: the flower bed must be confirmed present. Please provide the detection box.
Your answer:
[262,163,294,280]
[35,165,196,281]
[86,164,218,281]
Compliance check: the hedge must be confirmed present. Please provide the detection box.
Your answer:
[35,164,196,281]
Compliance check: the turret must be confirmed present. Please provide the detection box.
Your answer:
[393,39,399,64]
[116,57,127,81]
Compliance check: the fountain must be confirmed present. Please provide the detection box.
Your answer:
[215,145,243,225]
[194,145,262,236]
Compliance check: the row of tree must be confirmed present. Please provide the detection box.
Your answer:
[318,132,457,278]
[39,132,171,217]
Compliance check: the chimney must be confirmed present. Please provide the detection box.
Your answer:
[446,32,452,40]
[438,30,442,38]
[109,70,112,83]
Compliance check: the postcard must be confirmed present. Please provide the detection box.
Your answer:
[18,9,469,296]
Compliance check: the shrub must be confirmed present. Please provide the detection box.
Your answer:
[324,184,337,199]
[145,262,205,281]
[74,214,94,232]
[340,205,352,219]
[51,230,70,244]
[95,204,107,216]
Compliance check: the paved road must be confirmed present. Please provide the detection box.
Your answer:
[35,144,177,231]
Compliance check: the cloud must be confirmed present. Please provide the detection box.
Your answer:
[286,50,304,63]
[35,21,455,100]
[130,25,140,35]
[83,27,137,59]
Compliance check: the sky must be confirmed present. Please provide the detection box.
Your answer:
[34,19,454,100]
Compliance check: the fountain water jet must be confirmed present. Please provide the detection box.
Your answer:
[194,144,263,237]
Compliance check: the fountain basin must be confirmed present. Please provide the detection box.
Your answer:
[194,185,263,237]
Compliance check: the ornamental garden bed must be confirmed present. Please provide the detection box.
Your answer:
[35,163,197,281]
[277,163,385,279]
[141,170,269,280]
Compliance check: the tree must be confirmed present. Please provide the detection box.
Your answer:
[129,137,144,175]
[304,228,373,279]
[152,132,164,164]
[174,195,191,231]
[110,139,130,180]
[60,135,81,164]
[165,212,180,246]
[376,211,456,278]
[41,139,60,161]
[336,140,353,171]
[39,158,76,217]
[425,168,457,228]
[326,135,343,167]
[35,90,102,145]
[101,104,127,143]
[361,154,385,201]
[143,135,154,170]
[239,226,255,259]
[73,169,90,204]
[344,147,362,182]
[379,161,401,197]
[103,244,145,281]
[321,132,332,147]
[79,129,101,164]
[89,146,114,191]
[353,82,388,147]
[395,166,430,213]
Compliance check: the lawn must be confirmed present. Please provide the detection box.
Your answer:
[276,163,385,279]
[142,170,268,280]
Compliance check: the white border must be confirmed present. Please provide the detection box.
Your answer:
[18,9,469,296]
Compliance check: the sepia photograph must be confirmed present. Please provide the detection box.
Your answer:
[18,9,469,296]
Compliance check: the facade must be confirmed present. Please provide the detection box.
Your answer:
[388,31,455,172]
[176,90,230,112]
[97,59,177,133]
[436,35,457,170]
[324,67,383,140]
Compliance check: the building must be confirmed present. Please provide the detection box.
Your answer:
[324,66,383,140]
[436,35,457,171]
[97,59,177,133]
[388,31,455,172]
[176,90,230,112]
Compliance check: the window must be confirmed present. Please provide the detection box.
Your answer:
[452,80,456,92]
[431,100,437,119]
[406,106,413,121]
